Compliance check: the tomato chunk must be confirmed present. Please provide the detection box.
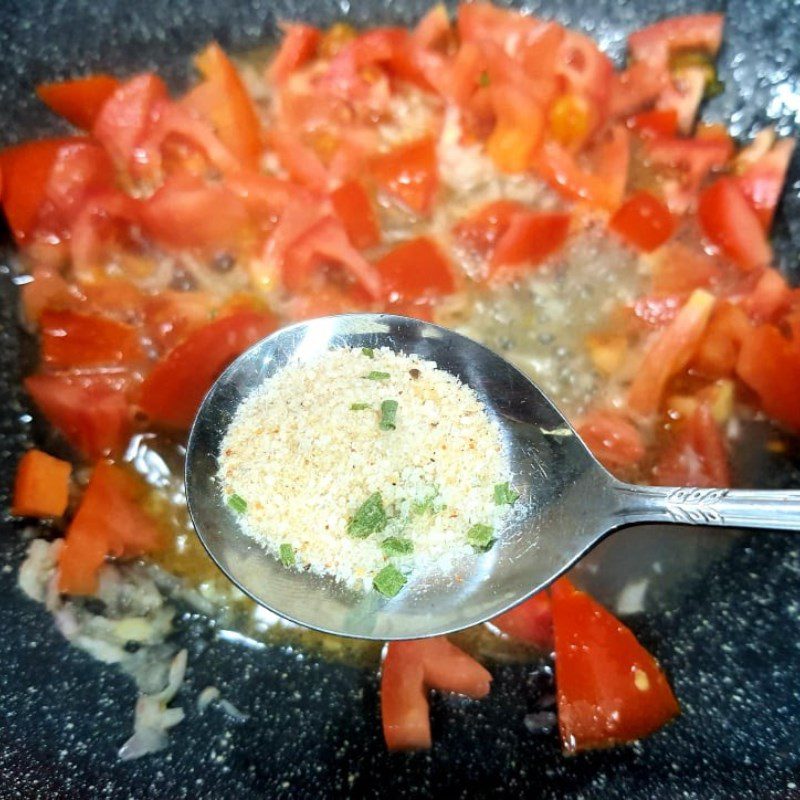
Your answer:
[330,179,380,249]
[25,373,132,459]
[551,577,679,754]
[269,23,321,83]
[37,75,120,131]
[489,211,570,277]
[40,310,142,368]
[691,301,751,378]
[58,461,163,595]
[736,137,795,231]
[381,637,492,751]
[375,237,455,305]
[12,449,72,518]
[577,410,646,471]
[138,311,278,429]
[628,13,724,70]
[453,200,526,258]
[490,590,553,650]
[627,108,678,139]
[698,177,772,272]
[371,137,438,215]
[609,191,674,253]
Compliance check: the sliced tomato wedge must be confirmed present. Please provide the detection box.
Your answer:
[25,372,133,459]
[551,577,679,754]
[737,322,800,432]
[269,23,321,83]
[691,301,752,378]
[628,13,724,70]
[267,128,329,194]
[490,590,553,651]
[381,637,492,751]
[627,288,716,416]
[371,136,438,215]
[12,449,72,518]
[609,191,674,253]
[576,410,646,471]
[489,211,570,278]
[374,236,455,305]
[329,179,380,249]
[36,74,120,131]
[736,137,795,231]
[138,311,278,429]
[697,177,772,272]
[40,309,143,368]
[58,461,163,595]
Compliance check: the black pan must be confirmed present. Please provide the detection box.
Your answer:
[2,1,800,797]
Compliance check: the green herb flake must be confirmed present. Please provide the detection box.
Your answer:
[494,482,520,506]
[379,399,398,431]
[362,347,375,358]
[364,371,390,381]
[411,486,440,516]
[227,493,247,514]
[350,402,371,411]
[478,69,490,87]
[347,492,388,538]
[381,536,414,557]
[467,523,495,552]
[279,543,295,567]
[373,564,407,597]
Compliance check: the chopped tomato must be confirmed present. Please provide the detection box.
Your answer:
[21,269,76,323]
[628,288,716,415]
[268,128,329,194]
[412,4,451,50]
[737,137,795,231]
[269,23,321,83]
[40,309,142,368]
[551,577,679,754]
[556,30,613,124]
[226,172,310,223]
[548,93,592,151]
[489,211,570,278]
[697,177,772,272]
[12,449,72,518]
[490,590,553,651]
[138,311,277,429]
[627,108,678,139]
[609,191,674,252]
[375,237,455,305]
[25,373,133,459]
[691,301,751,378]
[577,410,646,471]
[486,84,545,173]
[58,461,163,595]
[330,179,380,249]
[36,75,120,131]
[610,63,667,119]
[657,66,706,135]
[653,402,731,487]
[371,137,438,215]
[381,637,492,750]
[737,323,800,432]
[651,242,721,296]
[452,199,526,258]
[741,268,792,322]
[139,173,252,252]
[143,291,216,352]
[628,13,724,70]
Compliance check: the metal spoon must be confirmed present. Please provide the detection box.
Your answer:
[186,313,800,640]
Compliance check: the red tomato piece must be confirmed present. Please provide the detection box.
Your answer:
[556,30,613,120]
[143,290,217,352]
[486,83,546,173]
[21,269,76,324]
[577,410,646,471]
[226,172,311,223]
[737,137,795,231]
[329,179,380,249]
[737,323,800,432]
[381,637,492,751]
[628,13,724,70]
[627,108,678,139]
[490,591,553,650]
[25,373,133,459]
[412,4,451,50]
[269,23,321,84]
[374,236,455,305]
[40,309,143,368]
[653,403,731,487]
[697,177,772,272]
[651,242,721,296]
[609,62,668,119]
[610,191,675,253]
[740,268,791,323]
[628,289,716,416]
[58,461,163,595]
[138,311,278,429]
[552,577,679,753]
[267,128,329,194]
[691,301,752,378]
[656,66,707,135]
[489,211,570,277]
[12,449,72,518]
[452,199,527,258]
[371,137,438,215]
[36,75,120,131]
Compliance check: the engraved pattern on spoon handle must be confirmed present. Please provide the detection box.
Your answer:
[611,482,800,531]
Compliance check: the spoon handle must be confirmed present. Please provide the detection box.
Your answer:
[612,482,800,531]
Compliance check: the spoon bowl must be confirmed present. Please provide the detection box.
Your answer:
[186,313,800,640]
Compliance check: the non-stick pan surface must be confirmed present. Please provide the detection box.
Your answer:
[2,1,800,797]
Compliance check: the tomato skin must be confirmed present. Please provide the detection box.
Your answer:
[381,637,492,751]
[12,449,72,518]
[577,410,646,471]
[552,577,679,754]
[610,63,667,119]
[628,13,724,69]
[698,178,772,272]
[627,108,678,139]
[490,590,553,650]
[489,211,570,277]
[371,136,438,215]
[269,24,321,83]
[268,128,329,194]
[40,309,143,368]
[138,311,278,429]
[330,179,380,249]
[36,75,120,130]
[375,237,455,305]
[25,373,133,459]
[58,461,162,595]
[610,191,674,253]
